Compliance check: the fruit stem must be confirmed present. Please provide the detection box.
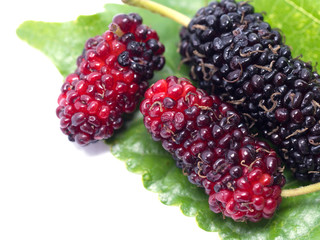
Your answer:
[281,182,320,198]
[122,0,191,27]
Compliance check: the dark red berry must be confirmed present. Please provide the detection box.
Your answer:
[57,13,165,145]
[179,0,320,182]
[140,76,285,222]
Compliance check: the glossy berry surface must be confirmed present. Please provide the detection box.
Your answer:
[140,76,285,222]
[56,13,165,145]
[179,0,320,182]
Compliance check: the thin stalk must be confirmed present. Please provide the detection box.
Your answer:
[122,0,191,27]
[281,182,320,197]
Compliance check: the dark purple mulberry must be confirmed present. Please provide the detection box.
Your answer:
[179,0,320,182]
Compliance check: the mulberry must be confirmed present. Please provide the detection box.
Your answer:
[140,76,285,222]
[179,0,320,182]
[56,13,165,145]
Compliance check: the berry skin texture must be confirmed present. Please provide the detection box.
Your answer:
[56,13,165,145]
[140,76,285,222]
[179,0,320,182]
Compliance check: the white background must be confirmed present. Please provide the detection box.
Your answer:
[0,0,220,239]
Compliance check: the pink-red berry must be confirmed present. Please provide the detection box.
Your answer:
[56,13,165,145]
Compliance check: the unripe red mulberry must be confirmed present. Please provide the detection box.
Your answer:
[140,76,285,222]
[56,13,165,145]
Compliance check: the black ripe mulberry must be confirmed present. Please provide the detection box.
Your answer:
[140,76,285,222]
[179,0,320,182]
[56,13,165,145]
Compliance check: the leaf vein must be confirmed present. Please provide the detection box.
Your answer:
[304,221,320,239]
[284,0,320,25]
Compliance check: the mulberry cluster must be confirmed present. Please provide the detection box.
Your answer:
[140,76,285,222]
[179,0,320,182]
[56,13,165,145]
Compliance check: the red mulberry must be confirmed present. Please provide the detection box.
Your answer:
[140,76,285,222]
[56,13,165,145]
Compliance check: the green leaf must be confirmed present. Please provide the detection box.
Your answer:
[17,0,320,239]
[252,0,320,63]
[111,115,320,240]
